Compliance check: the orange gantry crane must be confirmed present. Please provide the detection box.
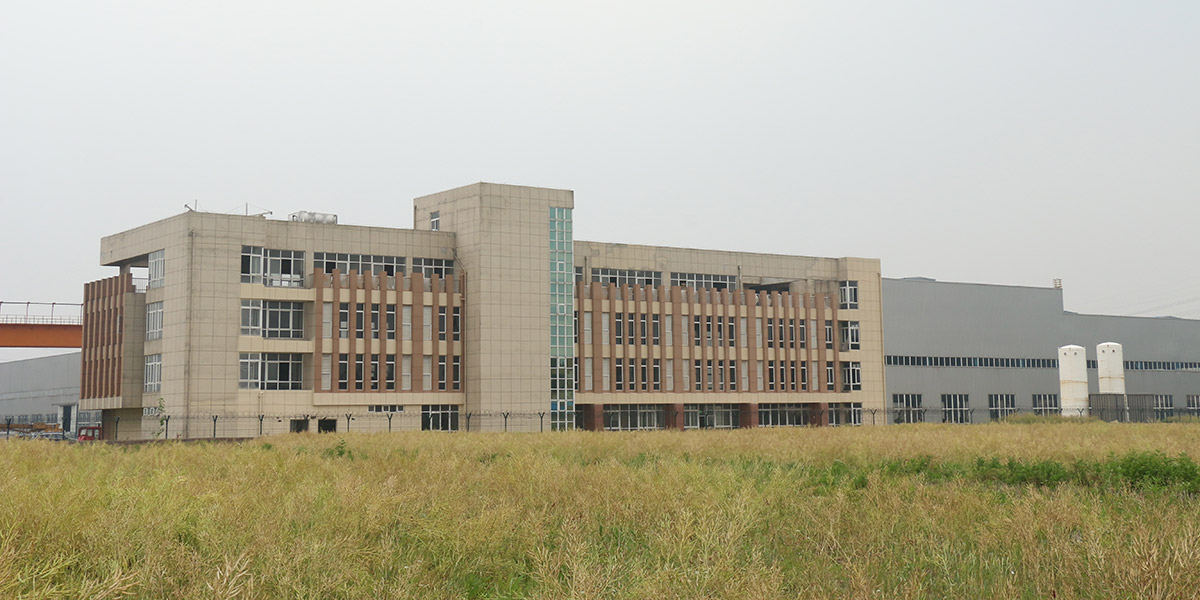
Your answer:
[0,302,82,348]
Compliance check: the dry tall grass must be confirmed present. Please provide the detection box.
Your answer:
[1,422,1199,599]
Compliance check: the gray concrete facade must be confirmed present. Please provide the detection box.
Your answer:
[883,277,1200,423]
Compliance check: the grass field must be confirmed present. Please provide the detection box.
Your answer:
[2,421,1200,599]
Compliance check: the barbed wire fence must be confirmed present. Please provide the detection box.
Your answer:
[5,406,1198,441]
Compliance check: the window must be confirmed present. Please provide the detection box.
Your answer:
[356,304,365,339]
[148,250,165,289]
[339,303,350,339]
[665,359,674,391]
[1032,394,1060,416]
[313,253,405,276]
[759,403,810,427]
[371,355,380,390]
[438,307,447,341]
[247,247,305,287]
[386,355,396,390]
[338,354,349,390]
[893,394,923,423]
[670,273,737,290]
[1188,395,1200,417]
[452,356,461,390]
[145,302,163,340]
[739,317,747,347]
[438,356,447,390]
[602,358,611,391]
[423,307,432,341]
[641,358,649,391]
[423,357,432,391]
[240,353,304,390]
[839,281,858,309]
[355,355,364,390]
[1153,395,1174,421]
[321,353,332,390]
[767,360,776,391]
[584,358,594,391]
[422,405,459,431]
[740,360,749,391]
[401,356,412,391]
[941,394,971,424]
[828,402,862,426]
[386,305,396,340]
[241,300,262,336]
[323,303,333,338]
[371,304,380,339]
[839,321,860,351]
[402,306,412,340]
[825,320,833,350]
[755,318,763,347]
[368,405,404,413]
[429,211,440,231]
[583,312,593,345]
[591,268,661,287]
[453,307,461,342]
[730,361,738,391]
[840,362,862,391]
[640,314,648,346]
[683,404,739,429]
[602,313,610,343]
[692,316,701,346]
[412,257,454,278]
[766,318,774,348]
[144,354,161,392]
[756,361,764,391]
[987,394,1017,421]
[615,358,625,391]
[256,301,304,339]
[625,314,634,346]
[652,314,660,345]
[826,362,835,391]
[603,405,664,431]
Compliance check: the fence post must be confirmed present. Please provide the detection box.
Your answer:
[387,413,394,432]
[115,415,120,441]
[465,412,472,432]
[5,416,11,437]
[345,413,353,432]
[538,412,545,432]
[211,415,218,439]
[502,412,510,432]
[258,414,265,436]
[164,415,170,440]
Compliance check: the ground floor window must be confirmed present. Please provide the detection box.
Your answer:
[892,394,924,424]
[550,400,575,431]
[684,404,739,430]
[317,418,336,433]
[1032,394,1060,416]
[828,402,863,427]
[1153,395,1174,421]
[987,394,1017,421]
[290,419,309,433]
[604,404,664,431]
[758,403,810,427]
[422,405,459,431]
[941,394,971,424]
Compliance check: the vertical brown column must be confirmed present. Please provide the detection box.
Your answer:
[739,403,758,429]
[590,282,604,397]
[583,403,605,431]
[431,274,442,393]
[331,269,343,392]
[314,270,325,391]
[747,288,761,393]
[669,403,685,430]
[671,286,684,394]
[814,292,826,393]
[813,403,830,426]
[829,301,840,394]
[410,271,424,393]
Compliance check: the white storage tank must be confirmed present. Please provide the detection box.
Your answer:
[1058,345,1089,417]
[1097,342,1126,395]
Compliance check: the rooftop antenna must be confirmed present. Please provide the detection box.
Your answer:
[184,200,196,212]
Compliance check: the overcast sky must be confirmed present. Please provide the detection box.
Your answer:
[2,1,1198,362]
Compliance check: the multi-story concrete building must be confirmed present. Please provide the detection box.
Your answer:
[883,277,1200,424]
[79,183,885,439]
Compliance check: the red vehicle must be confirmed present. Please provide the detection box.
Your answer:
[77,426,103,441]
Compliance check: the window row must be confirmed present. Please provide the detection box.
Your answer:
[592,268,662,288]
[578,312,858,351]
[670,272,737,290]
[327,303,460,342]
[886,355,1059,369]
[579,358,859,393]
[145,302,163,340]
[325,354,461,392]
[243,246,455,287]
[891,393,1062,423]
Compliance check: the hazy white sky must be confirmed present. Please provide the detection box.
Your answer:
[2,1,1198,362]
